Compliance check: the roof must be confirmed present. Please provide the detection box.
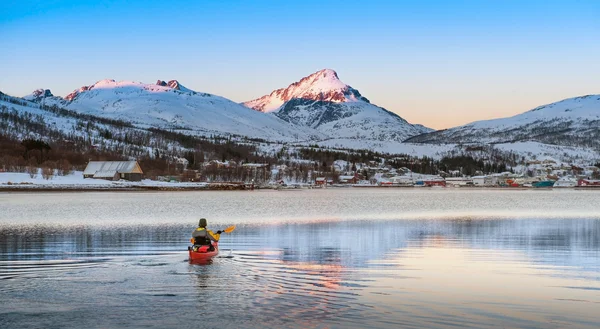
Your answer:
[83,161,142,175]
[339,175,356,180]
[445,177,472,181]
[242,163,267,167]
[93,170,118,178]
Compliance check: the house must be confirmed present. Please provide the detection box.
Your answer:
[315,177,326,186]
[338,175,358,184]
[242,163,268,168]
[578,179,600,187]
[472,175,496,186]
[445,177,473,186]
[389,175,414,185]
[83,161,143,181]
[423,179,446,187]
[206,160,229,168]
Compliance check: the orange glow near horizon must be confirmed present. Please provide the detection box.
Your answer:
[359,243,600,325]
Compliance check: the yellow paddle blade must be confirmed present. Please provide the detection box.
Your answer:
[223,225,236,233]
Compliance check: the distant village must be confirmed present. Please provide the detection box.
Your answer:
[78,158,600,189]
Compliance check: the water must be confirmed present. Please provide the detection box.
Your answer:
[1,189,599,328]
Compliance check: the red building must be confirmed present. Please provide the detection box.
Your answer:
[424,180,446,187]
[338,175,358,184]
[578,179,600,187]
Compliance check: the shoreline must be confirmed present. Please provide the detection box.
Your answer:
[0,182,256,192]
[2,184,600,192]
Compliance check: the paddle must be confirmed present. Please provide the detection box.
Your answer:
[219,225,236,234]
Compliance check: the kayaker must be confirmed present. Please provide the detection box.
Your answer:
[192,218,221,251]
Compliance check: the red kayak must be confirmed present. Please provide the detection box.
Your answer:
[188,242,219,262]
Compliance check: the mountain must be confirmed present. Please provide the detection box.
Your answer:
[3,90,598,166]
[243,69,433,142]
[406,95,600,149]
[1,91,303,176]
[28,79,323,142]
[244,69,370,112]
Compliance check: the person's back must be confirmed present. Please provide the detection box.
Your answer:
[191,218,221,250]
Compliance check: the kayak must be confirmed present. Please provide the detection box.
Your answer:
[188,242,219,262]
[187,225,236,263]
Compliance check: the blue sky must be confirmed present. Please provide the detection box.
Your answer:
[1,0,599,129]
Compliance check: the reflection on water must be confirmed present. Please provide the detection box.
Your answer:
[1,190,600,328]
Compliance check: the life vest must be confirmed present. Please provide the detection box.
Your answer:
[192,227,220,245]
[192,228,211,245]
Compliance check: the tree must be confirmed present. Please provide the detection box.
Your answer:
[41,166,54,180]
[21,139,51,164]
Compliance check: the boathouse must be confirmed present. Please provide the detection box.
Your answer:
[83,161,144,181]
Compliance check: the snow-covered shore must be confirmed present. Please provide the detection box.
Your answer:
[0,171,213,191]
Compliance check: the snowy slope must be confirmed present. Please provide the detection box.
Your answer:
[1,92,87,138]
[407,95,600,148]
[292,139,599,164]
[30,79,323,142]
[276,98,431,141]
[243,69,433,141]
[4,90,598,164]
[0,92,162,160]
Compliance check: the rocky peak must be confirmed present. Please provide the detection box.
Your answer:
[298,68,341,85]
[156,79,183,90]
[23,89,55,102]
[243,69,369,113]
[65,85,92,101]
[33,89,53,98]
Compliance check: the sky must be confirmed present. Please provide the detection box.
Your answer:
[1,0,599,129]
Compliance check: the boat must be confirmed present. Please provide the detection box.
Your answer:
[188,242,219,262]
[532,180,555,188]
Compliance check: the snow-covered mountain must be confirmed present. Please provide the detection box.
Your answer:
[3,90,598,164]
[28,79,323,141]
[406,95,600,148]
[244,69,370,112]
[243,69,433,141]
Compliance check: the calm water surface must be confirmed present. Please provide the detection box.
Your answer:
[1,189,599,328]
